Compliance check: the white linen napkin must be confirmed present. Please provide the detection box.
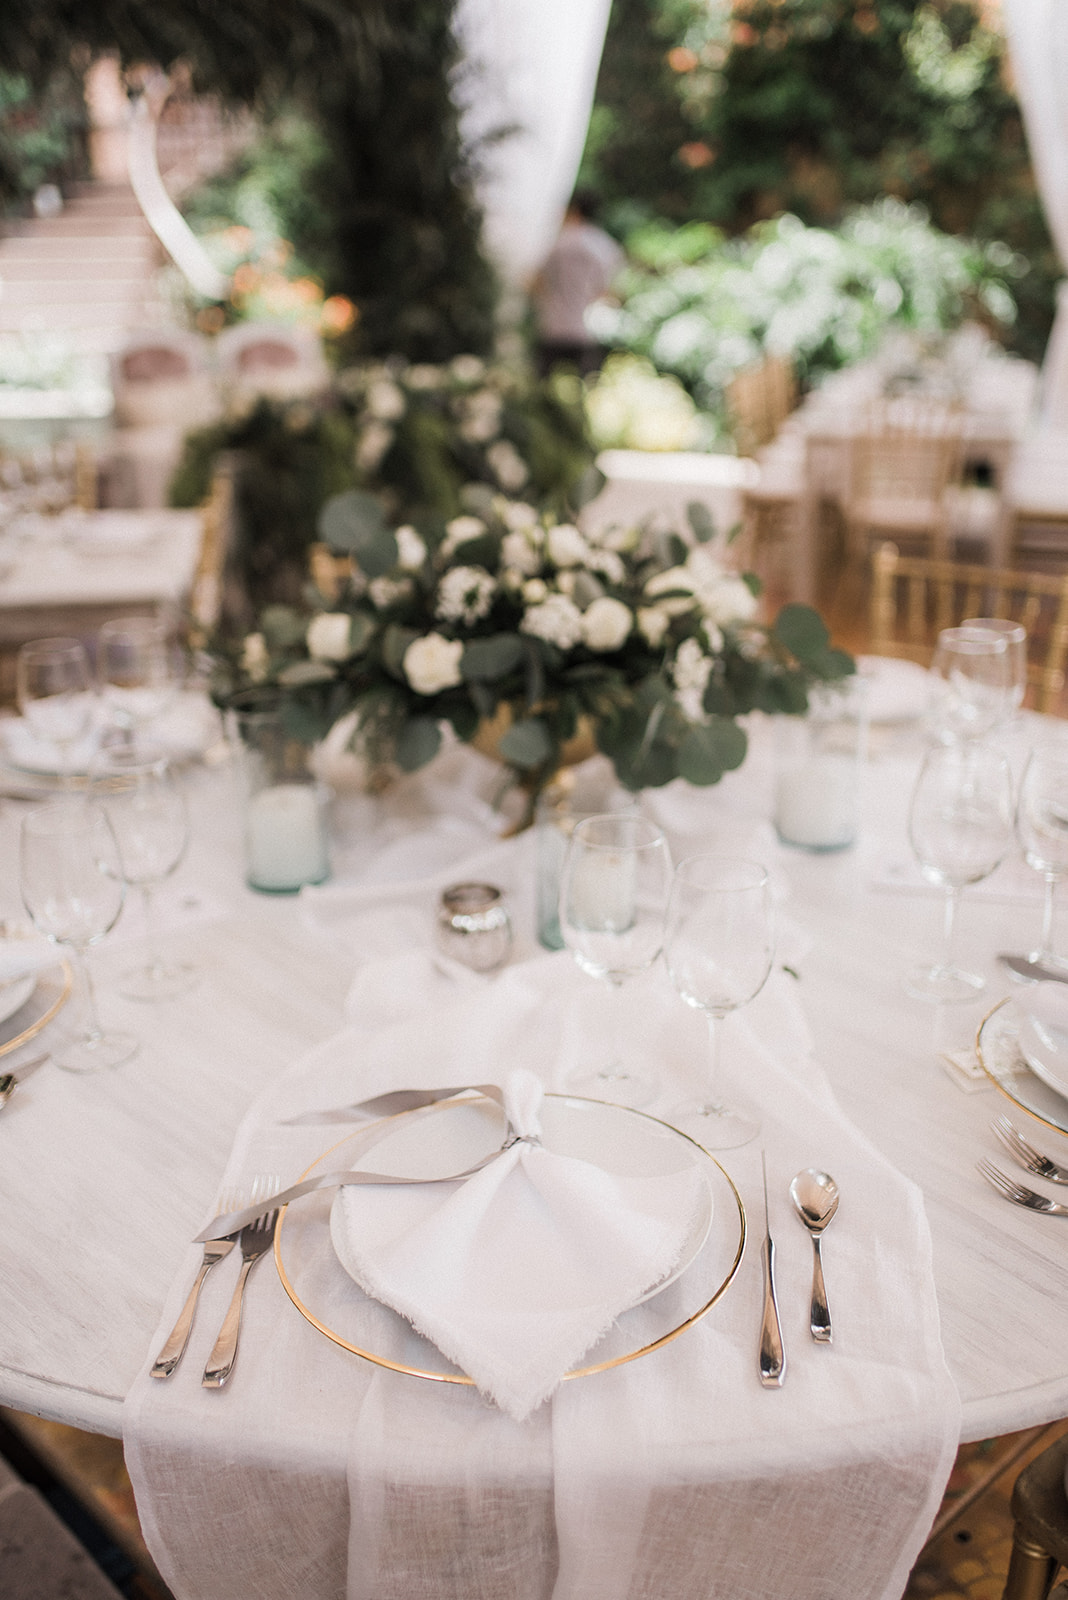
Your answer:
[330,1067,706,1420]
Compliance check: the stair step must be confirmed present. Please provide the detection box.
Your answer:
[0,257,156,281]
[0,236,157,262]
[0,279,160,306]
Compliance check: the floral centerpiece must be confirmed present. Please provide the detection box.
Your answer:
[210,485,853,821]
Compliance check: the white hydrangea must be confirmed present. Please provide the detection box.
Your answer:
[435,565,496,625]
[501,500,540,533]
[364,378,406,420]
[369,575,413,610]
[501,529,541,576]
[241,632,269,682]
[355,421,394,472]
[306,613,352,662]
[520,593,585,650]
[582,596,633,652]
[395,524,427,571]
[403,633,464,695]
[637,607,671,648]
[547,523,588,568]
[487,439,529,491]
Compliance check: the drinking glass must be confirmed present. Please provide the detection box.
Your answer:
[905,742,1014,1002]
[926,626,1012,744]
[961,617,1027,719]
[663,855,774,1149]
[89,746,195,1000]
[98,618,177,744]
[20,799,137,1071]
[558,813,673,1106]
[1015,739,1068,978]
[16,637,95,782]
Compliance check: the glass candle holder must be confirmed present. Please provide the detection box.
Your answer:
[436,883,512,972]
[774,679,868,853]
[230,693,330,894]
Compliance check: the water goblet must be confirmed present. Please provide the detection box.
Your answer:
[663,855,774,1149]
[88,745,195,1001]
[961,617,1027,720]
[1014,739,1068,979]
[20,799,138,1072]
[926,625,1012,744]
[905,741,1014,1003]
[16,637,95,784]
[558,812,673,1106]
[98,617,177,745]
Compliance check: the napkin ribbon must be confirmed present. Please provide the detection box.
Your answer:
[193,1083,524,1243]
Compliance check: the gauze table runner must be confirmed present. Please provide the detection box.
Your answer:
[124,930,959,1600]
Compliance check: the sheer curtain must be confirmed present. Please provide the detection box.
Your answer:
[452,0,613,286]
[1002,0,1068,426]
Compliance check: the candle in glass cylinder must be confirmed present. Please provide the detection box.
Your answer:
[245,783,329,893]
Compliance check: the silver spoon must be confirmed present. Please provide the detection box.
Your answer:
[789,1168,840,1344]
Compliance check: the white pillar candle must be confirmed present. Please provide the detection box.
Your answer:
[245,783,329,892]
[774,753,858,851]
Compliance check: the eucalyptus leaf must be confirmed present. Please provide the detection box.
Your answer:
[348,612,377,655]
[260,605,309,651]
[461,634,524,681]
[277,659,337,687]
[318,490,399,577]
[395,716,442,772]
[382,624,419,677]
[678,718,748,785]
[569,464,607,512]
[497,716,554,769]
[773,603,830,663]
[686,501,716,544]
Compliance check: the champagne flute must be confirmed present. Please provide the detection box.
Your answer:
[20,799,138,1072]
[1014,739,1068,979]
[89,745,195,1001]
[16,637,95,783]
[961,617,1027,720]
[663,855,774,1149]
[98,617,177,746]
[558,812,672,1106]
[925,626,1012,744]
[905,742,1014,1002]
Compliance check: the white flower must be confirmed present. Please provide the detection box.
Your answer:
[500,566,526,591]
[582,596,633,652]
[395,524,427,571]
[673,637,713,722]
[501,529,541,576]
[435,565,496,624]
[306,613,352,662]
[450,354,486,384]
[404,364,444,390]
[685,549,759,626]
[356,421,394,472]
[487,439,529,490]
[702,621,725,655]
[645,566,697,617]
[241,632,269,681]
[365,378,406,420]
[520,593,585,650]
[501,501,539,532]
[403,633,464,695]
[523,578,548,604]
[442,515,486,556]
[637,607,671,648]
[556,570,577,598]
[369,575,413,609]
[585,547,626,585]
[547,523,588,568]
[458,390,503,443]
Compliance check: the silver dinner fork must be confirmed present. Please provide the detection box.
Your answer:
[991,1115,1068,1187]
[151,1188,240,1379]
[976,1157,1068,1217]
[202,1185,280,1389]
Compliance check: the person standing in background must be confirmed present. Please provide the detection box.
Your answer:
[531,189,624,378]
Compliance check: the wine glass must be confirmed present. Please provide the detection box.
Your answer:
[88,745,195,1001]
[97,618,177,745]
[1014,739,1068,979]
[663,855,774,1149]
[925,626,1012,744]
[961,617,1027,720]
[20,799,138,1072]
[905,742,1014,1002]
[558,812,673,1106]
[16,637,95,783]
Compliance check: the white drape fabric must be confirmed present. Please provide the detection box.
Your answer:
[452,0,613,284]
[1002,0,1068,424]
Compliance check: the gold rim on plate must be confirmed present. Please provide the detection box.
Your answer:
[0,959,72,1058]
[274,1096,747,1385]
[975,995,1068,1137]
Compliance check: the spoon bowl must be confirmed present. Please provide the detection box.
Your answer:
[789,1168,839,1342]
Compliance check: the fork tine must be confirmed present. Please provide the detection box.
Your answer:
[977,1158,1017,1199]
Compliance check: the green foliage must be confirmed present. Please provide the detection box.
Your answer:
[0,68,87,210]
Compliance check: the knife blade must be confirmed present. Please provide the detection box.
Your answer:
[758,1148,786,1388]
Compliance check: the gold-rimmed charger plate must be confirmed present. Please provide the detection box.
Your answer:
[274,1095,746,1386]
[976,996,1068,1137]
[0,958,72,1058]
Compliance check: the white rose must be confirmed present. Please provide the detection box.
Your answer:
[403,633,464,695]
[241,632,269,681]
[395,524,427,571]
[520,593,585,650]
[684,549,759,625]
[365,378,406,420]
[547,523,588,568]
[582,596,633,652]
[523,578,548,604]
[637,607,671,648]
[306,613,352,662]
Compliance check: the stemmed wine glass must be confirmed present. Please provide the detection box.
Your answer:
[925,626,1012,744]
[662,855,774,1149]
[20,799,138,1072]
[16,637,95,784]
[97,618,177,746]
[558,812,673,1106]
[88,745,195,1001]
[905,742,1014,1002]
[961,617,1027,722]
[1014,739,1068,979]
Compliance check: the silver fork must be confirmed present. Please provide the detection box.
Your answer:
[202,1184,280,1389]
[151,1187,241,1379]
[991,1115,1068,1186]
[976,1157,1068,1216]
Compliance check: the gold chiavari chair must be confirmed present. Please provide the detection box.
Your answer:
[841,400,963,567]
[995,1428,1068,1599]
[726,354,797,457]
[869,541,1068,714]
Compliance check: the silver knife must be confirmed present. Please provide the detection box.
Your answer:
[758,1149,786,1388]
